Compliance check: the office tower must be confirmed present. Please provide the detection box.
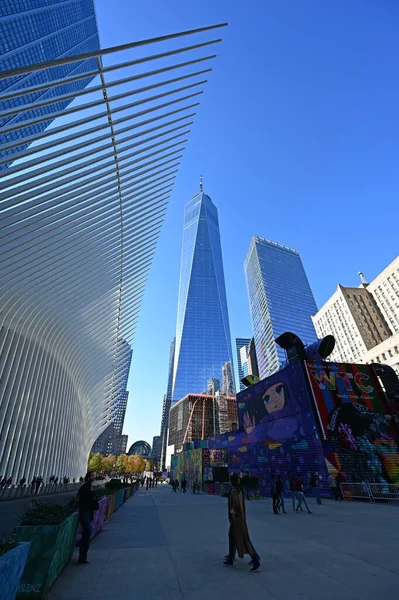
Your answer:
[245,236,318,379]
[172,181,235,401]
[235,338,251,391]
[91,339,133,455]
[312,284,391,363]
[247,337,259,378]
[367,257,399,334]
[151,435,162,469]
[222,361,235,397]
[313,258,399,375]
[0,0,100,168]
[160,339,175,470]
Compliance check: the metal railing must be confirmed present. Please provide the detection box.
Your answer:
[340,482,399,503]
[0,478,107,501]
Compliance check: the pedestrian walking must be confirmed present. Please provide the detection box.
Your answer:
[193,481,196,494]
[289,473,298,511]
[329,473,341,501]
[296,475,312,513]
[310,472,322,505]
[19,476,26,489]
[271,475,279,514]
[276,475,287,513]
[146,478,149,490]
[182,478,187,494]
[175,479,179,492]
[223,473,261,572]
[77,471,98,565]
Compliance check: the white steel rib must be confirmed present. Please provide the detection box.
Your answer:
[0,23,226,481]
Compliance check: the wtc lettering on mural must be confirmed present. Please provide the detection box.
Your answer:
[309,369,374,394]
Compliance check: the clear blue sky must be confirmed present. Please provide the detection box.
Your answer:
[95,0,399,448]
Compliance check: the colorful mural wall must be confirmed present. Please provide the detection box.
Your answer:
[172,360,399,496]
[306,361,399,485]
[210,361,330,497]
[171,448,203,489]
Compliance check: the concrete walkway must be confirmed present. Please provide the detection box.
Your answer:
[47,485,399,600]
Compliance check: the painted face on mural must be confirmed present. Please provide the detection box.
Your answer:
[263,383,286,414]
[243,394,266,434]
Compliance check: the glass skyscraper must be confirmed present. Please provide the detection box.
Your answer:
[235,338,251,391]
[245,236,318,379]
[172,184,234,402]
[160,338,175,469]
[0,0,100,168]
[91,338,132,455]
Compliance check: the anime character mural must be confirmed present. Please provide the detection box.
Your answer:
[237,362,329,495]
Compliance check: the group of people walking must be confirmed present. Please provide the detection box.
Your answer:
[171,477,191,493]
[270,472,320,515]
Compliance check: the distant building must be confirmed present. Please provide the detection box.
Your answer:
[207,378,221,395]
[312,284,391,363]
[0,0,100,168]
[247,337,259,378]
[128,441,152,459]
[245,236,318,378]
[313,257,399,374]
[366,257,399,335]
[91,425,128,457]
[159,338,175,470]
[235,338,251,391]
[91,339,132,456]
[172,181,235,401]
[151,435,162,469]
[363,332,399,377]
[168,393,238,453]
[221,361,235,397]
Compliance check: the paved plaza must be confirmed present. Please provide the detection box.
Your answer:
[47,485,399,600]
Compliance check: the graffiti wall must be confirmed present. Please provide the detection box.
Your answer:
[171,448,202,489]
[173,360,399,496]
[210,361,330,496]
[305,361,399,485]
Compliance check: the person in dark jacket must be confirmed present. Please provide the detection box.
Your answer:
[271,475,279,514]
[77,471,98,565]
[310,472,322,505]
[224,473,261,572]
[276,475,287,513]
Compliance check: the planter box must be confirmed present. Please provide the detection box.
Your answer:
[104,493,116,522]
[0,542,30,600]
[113,489,122,511]
[207,483,216,495]
[76,496,107,545]
[118,488,125,507]
[125,487,131,501]
[14,512,78,599]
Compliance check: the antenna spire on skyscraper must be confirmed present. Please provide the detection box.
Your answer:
[200,174,203,192]
[358,271,369,286]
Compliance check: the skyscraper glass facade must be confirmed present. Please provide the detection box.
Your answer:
[0,0,100,168]
[235,338,251,391]
[160,338,175,469]
[91,338,132,455]
[172,189,234,401]
[245,236,318,379]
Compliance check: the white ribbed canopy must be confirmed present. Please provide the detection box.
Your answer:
[0,23,226,481]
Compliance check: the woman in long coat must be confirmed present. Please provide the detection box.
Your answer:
[224,473,261,572]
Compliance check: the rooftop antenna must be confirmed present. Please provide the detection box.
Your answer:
[200,174,203,192]
[358,271,369,285]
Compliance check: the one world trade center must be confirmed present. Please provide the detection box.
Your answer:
[172,179,235,402]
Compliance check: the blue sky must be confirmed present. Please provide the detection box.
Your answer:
[95,0,399,448]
